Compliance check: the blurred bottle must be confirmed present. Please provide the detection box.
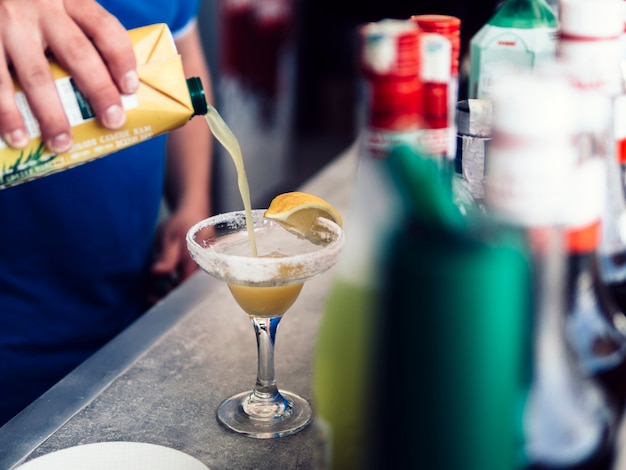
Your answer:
[312,19,423,470]
[564,158,626,416]
[605,99,626,317]
[219,0,255,84]
[485,75,616,470]
[557,0,626,341]
[554,0,626,421]
[416,33,452,160]
[411,14,462,159]
[468,0,558,99]
[314,16,536,469]
[374,147,532,469]
[415,31,480,218]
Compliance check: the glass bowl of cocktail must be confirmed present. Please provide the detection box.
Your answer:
[186,192,344,438]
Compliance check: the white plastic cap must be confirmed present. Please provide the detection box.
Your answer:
[560,0,623,38]
[419,33,452,83]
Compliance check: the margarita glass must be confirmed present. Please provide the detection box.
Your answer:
[186,209,344,438]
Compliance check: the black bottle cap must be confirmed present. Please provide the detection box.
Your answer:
[186,77,208,116]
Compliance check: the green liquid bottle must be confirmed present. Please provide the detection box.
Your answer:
[313,141,534,469]
[379,149,533,470]
[468,0,558,99]
[312,19,423,469]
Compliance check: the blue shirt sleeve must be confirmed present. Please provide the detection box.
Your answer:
[96,0,200,36]
[170,0,200,38]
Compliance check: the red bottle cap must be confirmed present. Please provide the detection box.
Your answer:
[411,14,461,77]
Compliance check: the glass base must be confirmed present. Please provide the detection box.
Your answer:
[217,389,312,438]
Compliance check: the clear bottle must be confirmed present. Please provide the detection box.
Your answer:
[468,0,558,99]
[411,14,462,159]
[556,0,626,359]
[416,32,452,160]
[606,95,626,314]
[484,75,616,470]
[416,32,480,218]
[563,158,626,417]
[312,19,423,470]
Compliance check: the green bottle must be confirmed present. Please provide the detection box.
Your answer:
[468,0,558,99]
[312,144,533,469]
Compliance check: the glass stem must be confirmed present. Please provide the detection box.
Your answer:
[244,315,290,419]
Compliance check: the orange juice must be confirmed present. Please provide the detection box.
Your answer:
[227,283,304,317]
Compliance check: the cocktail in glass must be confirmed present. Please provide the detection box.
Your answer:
[186,209,344,438]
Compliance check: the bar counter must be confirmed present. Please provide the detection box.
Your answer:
[0,143,357,470]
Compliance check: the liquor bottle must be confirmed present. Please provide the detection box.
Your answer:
[563,158,626,415]
[484,75,616,470]
[374,145,532,470]
[312,19,423,470]
[411,14,461,159]
[556,0,626,352]
[468,0,558,99]
[416,32,452,160]
[314,138,533,469]
[415,31,479,218]
[606,94,626,315]
[314,17,536,469]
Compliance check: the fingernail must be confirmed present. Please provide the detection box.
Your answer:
[4,129,28,148]
[48,133,72,153]
[103,104,126,129]
[122,70,139,93]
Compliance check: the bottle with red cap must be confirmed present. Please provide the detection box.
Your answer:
[312,19,424,470]
[416,32,452,160]
[411,14,461,159]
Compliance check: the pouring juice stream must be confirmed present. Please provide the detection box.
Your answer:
[204,105,258,257]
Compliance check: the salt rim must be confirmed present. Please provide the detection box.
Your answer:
[186,210,345,286]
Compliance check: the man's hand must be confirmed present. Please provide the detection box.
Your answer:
[0,0,137,153]
[148,207,205,306]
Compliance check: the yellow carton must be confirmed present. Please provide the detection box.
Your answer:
[0,23,207,189]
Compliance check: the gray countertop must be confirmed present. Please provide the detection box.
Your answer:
[0,144,357,470]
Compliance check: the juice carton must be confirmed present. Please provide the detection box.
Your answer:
[0,23,208,189]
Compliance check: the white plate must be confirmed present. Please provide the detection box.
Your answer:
[15,442,209,470]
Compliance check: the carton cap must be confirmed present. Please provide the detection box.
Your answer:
[187,77,208,116]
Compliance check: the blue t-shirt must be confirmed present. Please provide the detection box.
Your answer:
[0,0,200,425]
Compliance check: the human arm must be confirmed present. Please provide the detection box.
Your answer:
[0,0,137,153]
[150,23,214,293]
